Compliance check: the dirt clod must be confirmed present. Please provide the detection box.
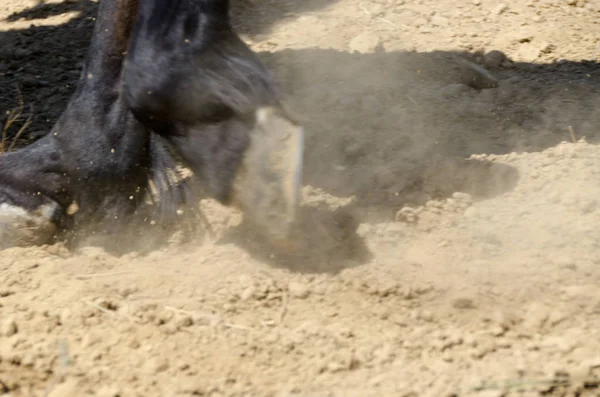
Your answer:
[0,318,17,337]
[483,50,508,68]
[349,32,382,53]
[288,281,311,299]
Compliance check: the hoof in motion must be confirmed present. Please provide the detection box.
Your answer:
[232,104,305,249]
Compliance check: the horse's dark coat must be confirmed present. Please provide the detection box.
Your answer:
[0,0,292,250]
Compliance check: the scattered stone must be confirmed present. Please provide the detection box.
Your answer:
[240,285,256,301]
[349,32,382,53]
[452,192,472,203]
[514,43,543,62]
[431,15,449,27]
[541,336,577,354]
[21,74,37,86]
[176,315,193,328]
[1,317,17,337]
[119,286,137,298]
[413,17,429,28]
[145,356,169,374]
[539,42,556,54]
[523,303,550,330]
[456,58,498,89]
[452,297,476,310]
[464,207,478,217]
[490,310,518,330]
[60,308,73,325]
[96,386,121,397]
[552,255,574,268]
[492,3,509,15]
[14,48,33,59]
[483,50,507,68]
[489,325,506,337]
[288,282,310,299]
[578,199,597,214]
[419,310,434,322]
[396,207,418,223]
[501,59,514,68]
[81,329,104,348]
[476,390,505,397]
[0,44,15,60]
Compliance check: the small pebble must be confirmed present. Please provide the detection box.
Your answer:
[493,3,509,15]
[501,59,514,68]
[452,192,472,203]
[552,255,575,268]
[145,356,169,374]
[413,17,429,28]
[419,310,434,321]
[476,390,505,397]
[240,286,256,301]
[483,50,507,68]
[464,207,477,217]
[21,74,37,85]
[1,317,18,337]
[578,199,597,214]
[539,42,556,54]
[14,48,33,59]
[459,60,498,89]
[176,315,193,328]
[288,282,310,299]
[396,207,418,223]
[431,15,449,27]
[452,297,476,309]
[523,303,550,330]
[0,44,15,60]
[96,386,121,397]
[348,32,382,53]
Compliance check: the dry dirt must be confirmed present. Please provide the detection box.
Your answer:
[2,0,600,396]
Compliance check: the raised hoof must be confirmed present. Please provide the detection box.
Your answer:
[231,104,304,248]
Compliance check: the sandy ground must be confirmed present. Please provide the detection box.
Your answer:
[2,0,600,396]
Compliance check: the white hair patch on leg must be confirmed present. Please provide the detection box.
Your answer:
[0,202,59,249]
